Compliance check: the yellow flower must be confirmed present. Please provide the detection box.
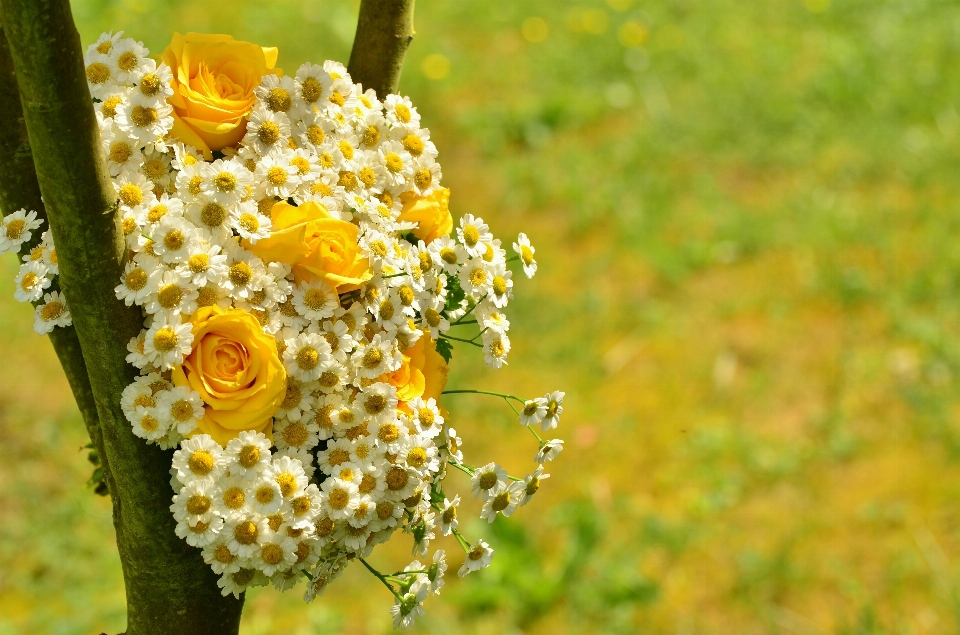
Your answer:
[172,306,286,445]
[161,32,281,158]
[382,333,449,409]
[397,187,453,245]
[245,201,372,291]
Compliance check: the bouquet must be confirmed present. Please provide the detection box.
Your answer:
[3,30,564,628]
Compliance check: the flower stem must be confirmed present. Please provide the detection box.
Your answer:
[359,556,403,601]
[443,389,526,404]
[439,334,483,348]
[451,295,486,325]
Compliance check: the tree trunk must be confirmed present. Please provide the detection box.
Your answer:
[0,0,414,631]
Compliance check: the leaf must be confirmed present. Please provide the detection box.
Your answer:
[436,337,454,363]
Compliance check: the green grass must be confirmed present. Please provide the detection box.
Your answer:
[5,0,960,632]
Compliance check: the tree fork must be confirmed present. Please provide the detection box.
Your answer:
[0,1,243,633]
[348,0,416,96]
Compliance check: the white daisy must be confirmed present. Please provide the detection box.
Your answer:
[519,397,547,427]
[13,260,51,303]
[513,232,538,278]
[519,466,549,506]
[471,463,507,500]
[0,209,43,254]
[200,158,253,207]
[33,290,72,334]
[283,332,333,382]
[156,386,205,435]
[142,320,193,369]
[457,539,494,577]
[535,439,564,463]
[541,391,565,430]
[439,496,459,536]
[171,434,224,485]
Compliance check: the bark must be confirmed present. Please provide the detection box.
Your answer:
[0,20,101,451]
[348,0,416,96]
[0,2,242,633]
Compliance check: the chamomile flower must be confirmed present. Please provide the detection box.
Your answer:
[116,95,174,143]
[224,431,272,481]
[295,63,333,111]
[321,477,360,520]
[200,158,253,206]
[457,214,492,259]
[357,382,399,425]
[399,435,440,475]
[255,74,298,115]
[429,235,466,275]
[232,203,272,243]
[519,466,549,506]
[1,209,42,254]
[134,58,174,103]
[224,516,269,559]
[460,258,494,296]
[142,320,193,369]
[384,94,420,127]
[255,150,300,199]
[144,270,198,318]
[115,171,155,211]
[541,391,564,430]
[457,539,494,577]
[222,247,267,300]
[149,215,197,263]
[110,37,148,84]
[244,107,293,156]
[254,535,298,576]
[352,333,402,379]
[513,232,538,278]
[408,396,444,438]
[202,539,243,575]
[377,140,414,187]
[535,439,564,463]
[172,434,224,485]
[33,290,72,334]
[519,397,547,427]
[249,477,284,515]
[156,386,205,435]
[130,404,169,440]
[292,280,339,320]
[14,260,51,303]
[171,479,217,524]
[178,242,228,287]
[283,332,333,382]
[273,417,320,454]
[266,455,309,499]
[438,495,459,536]
[176,514,224,548]
[418,297,450,339]
[83,52,118,98]
[471,463,507,500]
[218,567,266,599]
[480,481,524,523]
[410,156,442,196]
[481,329,510,369]
[488,264,513,308]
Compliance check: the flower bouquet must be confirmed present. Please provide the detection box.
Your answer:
[3,28,564,628]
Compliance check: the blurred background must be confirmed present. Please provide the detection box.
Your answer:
[3,0,960,632]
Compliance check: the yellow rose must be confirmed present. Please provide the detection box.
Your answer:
[172,306,286,445]
[245,201,373,291]
[161,32,281,158]
[398,188,453,245]
[382,333,449,409]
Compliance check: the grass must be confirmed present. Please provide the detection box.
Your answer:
[3,0,960,632]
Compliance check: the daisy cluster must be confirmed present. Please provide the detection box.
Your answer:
[2,30,572,628]
[3,211,73,334]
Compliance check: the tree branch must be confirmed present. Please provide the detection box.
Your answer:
[348,0,416,96]
[0,2,243,633]
[0,18,103,471]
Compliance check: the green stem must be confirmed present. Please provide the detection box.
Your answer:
[451,294,485,325]
[439,334,483,348]
[451,528,472,552]
[443,389,526,404]
[450,319,477,325]
[359,556,403,600]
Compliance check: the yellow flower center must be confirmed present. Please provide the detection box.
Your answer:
[478,472,498,490]
[96,41,112,54]
[266,87,292,112]
[406,447,427,468]
[384,153,403,173]
[319,153,334,169]
[101,95,123,118]
[238,445,261,469]
[398,286,414,306]
[402,134,424,156]
[266,166,288,186]
[377,422,399,444]
[362,125,380,147]
[493,275,508,296]
[491,338,505,358]
[153,327,178,352]
[282,422,309,447]
[328,91,346,106]
[213,171,237,192]
[386,465,408,490]
[188,175,203,196]
[469,267,487,287]
[276,473,298,497]
[117,51,138,71]
[201,203,226,227]
[258,121,280,145]
[338,170,358,191]
[19,272,38,290]
[338,140,354,160]
[414,168,432,190]
[327,487,349,510]
[364,394,386,415]
[261,543,284,565]
[238,213,260,233]
[163,229,184,251]
[131,105,158,129]
[234,520,259,545]
[119,184,143,207]
[394,103,411,123]
[462,225,480,247]
[328,448,350,466]
[442,505,457,524]
[232,568,255,585]
[358,167,376,188]
[290,156,311,176]
[306,124,325,146]
[139,73,161,96]
[157,283,183,308]
[109,141,132,164]
[184,253,208,274]
[170,399,194,422]
[301,77,323,102]
[296,346,319,370]
[140,414,159,431]
[85,62,110,84]
[256,484,277,505]
[196,286,217,307]
[188,450,214,476]
[186,494,211,515]
[214,544,235,563]
[521,245,534,266]
[469,545,485,561]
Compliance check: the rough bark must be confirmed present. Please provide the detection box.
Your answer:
[0,2,243,633]
[0,20,101,451]
[348,0,416,96]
